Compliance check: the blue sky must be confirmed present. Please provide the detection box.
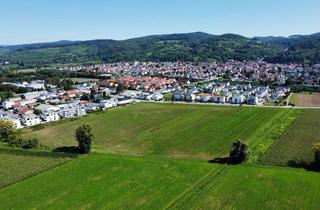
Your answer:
[1,0,319,44]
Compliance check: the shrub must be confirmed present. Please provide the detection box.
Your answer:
[0,121,16,143]
[9,138,39,149]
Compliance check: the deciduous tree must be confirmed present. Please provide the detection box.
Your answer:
[0,121,16,143]
[75,124,94,153]
[229,140,249,164]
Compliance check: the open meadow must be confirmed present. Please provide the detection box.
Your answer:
[0,153,319,210]
[23,103,299,160]
[1,103,320,209]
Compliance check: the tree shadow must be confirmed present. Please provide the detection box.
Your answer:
[208,157,241,165]
[0,147,77,158]
[287,160,320,172]
[52,146,82,154]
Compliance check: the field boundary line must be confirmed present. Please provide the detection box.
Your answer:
[162,166,226,210]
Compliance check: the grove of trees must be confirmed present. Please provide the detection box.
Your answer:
[0,121,38,149]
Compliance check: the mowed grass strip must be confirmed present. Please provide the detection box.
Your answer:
[0,147,72,189]
[23,103,298,160]
[169,164,320,210]
[0,153,218,210]
[260,109,320,166]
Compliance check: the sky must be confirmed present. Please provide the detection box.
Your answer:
[0,0,319,45]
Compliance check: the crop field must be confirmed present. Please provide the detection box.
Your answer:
[0,153,319,210]
[290,93,320,107]
[0,147,72,188]
[260,109,320,166]
[23,103,299,160]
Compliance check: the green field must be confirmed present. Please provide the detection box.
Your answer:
[169,164,320,210]
[0,153,319,210]
[23,103,299,160]
[260,109,320,166]
[2,103,320,209]
[0,147,72,188]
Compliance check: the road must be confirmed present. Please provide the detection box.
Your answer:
[286,93,293,106]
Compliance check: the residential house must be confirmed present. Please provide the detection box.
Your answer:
[40,111,60,122]
[34,104,60,113]
[100,99,117,109]
[232,94,244,104]
[15,107,33,115]
[151,94,163,101]
[173,92,185,101]
[231,94,244,104]
[0,111,23,129]
[198,93,211,103]
[212,95,226,103]
[21,113,41,127]
[185,93,196,102]
[117,95,134,105]
[58,106,86,118]
[22,91,48,100]
[138,92,153,100]
[247,96,258,105]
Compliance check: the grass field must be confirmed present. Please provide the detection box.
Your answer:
[0,153,319,210]
[290,92,320,107]
[2,103,320,209]
[0,147,72,189]
[169,164,320,210]
[23,103,299,160]
[260,109,320,166]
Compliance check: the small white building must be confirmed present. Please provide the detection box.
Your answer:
[138,92,152,100]
[100,99,117,109]
[185,93,196,101]
[173,92,185,101]
[198,94,211,103]
[212,95,226,103]
[117,96,134,105]
[232,94,245,104]
[247,96,258,105]
[22,91,48,100]
[21,114,41,127]
[40,111,60,122]
[27,80,45,90]
[58,106,86,118]
[75,108,87,116]
[151,94,163,101]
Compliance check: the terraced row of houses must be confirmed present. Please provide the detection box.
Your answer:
[171,82,290,105]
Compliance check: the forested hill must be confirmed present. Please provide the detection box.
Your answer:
[0,31,320,68]
[255,32,320,64]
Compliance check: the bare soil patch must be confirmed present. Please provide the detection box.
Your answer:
[296,93,320,107]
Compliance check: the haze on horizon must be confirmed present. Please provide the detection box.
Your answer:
[1,0,319,45]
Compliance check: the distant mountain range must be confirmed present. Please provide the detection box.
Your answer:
[0,31,320,68]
